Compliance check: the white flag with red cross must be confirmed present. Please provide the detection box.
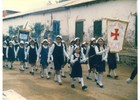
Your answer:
[106,19,128,52]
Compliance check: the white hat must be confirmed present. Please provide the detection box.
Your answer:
[91,37,96,41]
[56,35,62,39]
[20,41,24,44]
[25,42,29,44]
[9,41,13,44]
[74,46,80,50]
[96,37,104,43]
[74,37,80,41]
[3,41,7,44]
[42,39,48,43]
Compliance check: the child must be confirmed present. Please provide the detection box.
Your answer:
[70,37,86,84]
[86,37,98,81]
[38,39,50,79]
[24,42,29,69]
[95,37,108,88]
[61,40,67,78]
[48,35,69,85]
[6,41,15,69]
[26,39,38,75]
[16,41,25,71]
[3,41,8,67]
[107,50,119,79]
[70,46,87,90]
[126,66,137,83]
[81,41,89,73]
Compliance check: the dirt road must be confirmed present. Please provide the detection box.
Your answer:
[3,62,137,100]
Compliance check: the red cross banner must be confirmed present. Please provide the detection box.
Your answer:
[106,19,128,52]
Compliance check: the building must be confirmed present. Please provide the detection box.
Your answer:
[3,0,137,48]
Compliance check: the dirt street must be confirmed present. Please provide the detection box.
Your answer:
[3,62,137,100]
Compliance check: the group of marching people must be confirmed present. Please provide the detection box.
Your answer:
[3,35,120,90]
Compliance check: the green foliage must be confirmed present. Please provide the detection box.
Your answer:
[30,23,45,40]
[8,25,23,36]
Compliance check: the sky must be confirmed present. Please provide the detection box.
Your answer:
[2,0,59,12]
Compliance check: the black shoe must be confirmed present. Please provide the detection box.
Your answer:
[48,72,51,75]
[19,69,24,72]
[9,67,12,70]
[46,76,50,79]
[99,84,104,88]
[30,71,34,75]
[107,75,112,78]
[34,67,38,71]
[71,84,75,88]
[59,82,62,85]
[78,81,81,84]
[94,79,97,82]
[61,75,66,78]
[86,77,92,80]
[82,85,87,90]
[114,75,119,79]
[40,71,44,78]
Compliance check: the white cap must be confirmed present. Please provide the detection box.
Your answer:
[96,37,104,43]
[9,41,13,44]
[74,37,80,41]
[74,46,80,50]
[20,41,24,44]
[91,37,96,41]
[25,42,29,44]
[3,41,7,44]
[56,35,62,39]
[42,39,48,43]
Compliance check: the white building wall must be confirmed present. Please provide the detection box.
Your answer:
[3,0,137,46]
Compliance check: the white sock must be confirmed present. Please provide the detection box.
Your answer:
[41,68,44,75]
[113,69,117,76]
[44,69,49,77]
[20,65,24,70]
[10,62,13,68]
[98,74,103,85]
[8,62,11,68]
[94,72,98,80]
[71,78,74,85]
[25,62,28,68]
[6,60,8,66]
[61,68,65,76]
[47,65,50,72]
[30,66,34,72]
[81,78,84,87]
[78,78,81,82]
[54,74,57,81]
[57,75,62,83]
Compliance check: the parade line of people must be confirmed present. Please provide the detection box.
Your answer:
[3,35,135,91]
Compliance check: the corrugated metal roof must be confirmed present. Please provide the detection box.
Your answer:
[3,0,96,20]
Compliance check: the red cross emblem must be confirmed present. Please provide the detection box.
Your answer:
[111,29,119,40]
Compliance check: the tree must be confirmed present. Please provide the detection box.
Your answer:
[8,25,23,36]
[30,23,45,42]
